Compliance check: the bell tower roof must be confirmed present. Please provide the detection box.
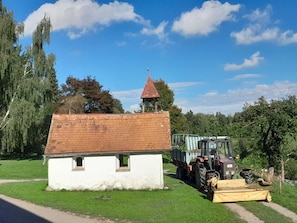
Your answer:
[141,70,160,99]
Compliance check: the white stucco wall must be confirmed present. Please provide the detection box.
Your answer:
[47,154,164,191]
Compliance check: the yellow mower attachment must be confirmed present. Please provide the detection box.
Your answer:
[208,178,272,203]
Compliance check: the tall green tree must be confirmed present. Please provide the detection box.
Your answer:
[170,105,187,134]
[0,6,58,155]
[241,96,297,170]
[57,76,118,114]
[0,2,24,131]
[154,79,174,111]
[184,111,234,136]
[112,98,124,114]
[153,79,186,134]
[25,17,58,154]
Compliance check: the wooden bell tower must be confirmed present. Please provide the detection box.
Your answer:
[141,69,160,112]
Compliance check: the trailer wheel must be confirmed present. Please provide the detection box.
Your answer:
[180,168,187,180]
[176,168,180,179]
[176,167,186,180]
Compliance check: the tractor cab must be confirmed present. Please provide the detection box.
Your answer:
[199,136,234,159]
[198,136,236,180]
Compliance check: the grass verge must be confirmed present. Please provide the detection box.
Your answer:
[0,163,244,223]
[0,159,47,179]
[0,160,296,222]
[270,180,297,213]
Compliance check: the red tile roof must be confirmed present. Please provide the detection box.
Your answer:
[45,112,171,156]
[141,75,160,99]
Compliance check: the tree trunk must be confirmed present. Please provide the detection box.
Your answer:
[279,176,282,194]
[281,158,285,182]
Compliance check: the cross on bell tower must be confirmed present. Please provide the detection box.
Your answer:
[140,68,160,112]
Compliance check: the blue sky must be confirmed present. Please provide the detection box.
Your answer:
[3,0,297,114]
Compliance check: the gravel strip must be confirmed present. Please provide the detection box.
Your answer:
[224,203,264,223]
[261,202,297,222]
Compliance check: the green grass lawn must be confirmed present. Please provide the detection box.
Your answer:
[0,159,47,179]
[269,180,297,213]
[0,160,296,223]
[0,161,244,223]
[0,178,246,223]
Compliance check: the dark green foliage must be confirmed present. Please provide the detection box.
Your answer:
[285,159,297,180]
[154,79,174,111]
[57,76,119,114]
[153,79,187,134]
[112,98,124,114]
[184,111,235,136]
[170,105,187,134]
[237,152,268,170]
[241,96,297,168]
[182,96,297,178]
[0,4,23,121]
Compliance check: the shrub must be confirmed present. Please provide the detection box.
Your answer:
[285,159,297,180]
[237,153,268,171]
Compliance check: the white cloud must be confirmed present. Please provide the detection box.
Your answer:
[168,81,202,89]
[231,4,297,45]
[224,51,264,71]
[112,88,142,100]
[23,0,145,37]
[115,41,127,46]
[177,81,297,115]
[67,28,88,40]
[205,91,218,96]
[171,1,240,37]
[227,74,262,81]
[279,30,297,45]
[141,21,169,41]
[231,25,279,45]
[128,104,141,113]
[231,5,277,44]
[243,4,272,23]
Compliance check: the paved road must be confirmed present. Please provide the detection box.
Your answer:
[0,194,113,223]
[0,180,113,223]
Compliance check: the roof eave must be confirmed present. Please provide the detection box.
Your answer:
[45,149,171,158]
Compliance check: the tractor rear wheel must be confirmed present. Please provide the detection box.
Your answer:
[195,163,202,190]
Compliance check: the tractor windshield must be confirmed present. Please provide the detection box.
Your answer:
[217,140,233,158]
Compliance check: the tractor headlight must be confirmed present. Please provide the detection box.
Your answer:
[225,171,230,175]
[227,164,233,168]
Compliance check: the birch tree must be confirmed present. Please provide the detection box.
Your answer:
[0,1,24,131]
[0,2,58,155]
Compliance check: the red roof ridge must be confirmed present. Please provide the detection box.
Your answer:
[141,75,160,99]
